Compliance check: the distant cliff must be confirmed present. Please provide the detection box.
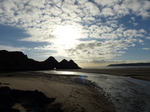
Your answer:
[108,63,150,67]
[0,50,81,72]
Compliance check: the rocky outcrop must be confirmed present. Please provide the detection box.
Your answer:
[68,60,81,69]
[56,59,81,69]
[0,50,81,72]
[0,50,40,71]
[0,86,64,112]
[41,56,59,70]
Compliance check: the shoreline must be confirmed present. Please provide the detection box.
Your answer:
[0,72,115,112]
[57,67,150,81]
[1,67,150,111]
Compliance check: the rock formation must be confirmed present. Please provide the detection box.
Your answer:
[0,86,64,112]
[41,56,59,70]
[0,50,81,72]
[56,59,81,69]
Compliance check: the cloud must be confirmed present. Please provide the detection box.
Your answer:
[123,0,150,18]
[101,8,115,17]
[143,48,150,50]
[133,23,138,26]
[112,0,150,18]
[123,29,146,38]
[0,0,150,64]
[0,45,27,51]
[131,17,135,21]
[94,0,120,6]
[84,2,100,16]
[146,37,150,39]
[64,38,137,62]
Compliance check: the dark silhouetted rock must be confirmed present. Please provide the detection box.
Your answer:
[0,50,81,71]
[0,86,64,112]
[56,59,69,69]
[56,59,81,69]
[0,50,41,71]
[41,56,59,70]
[68,60,81,69]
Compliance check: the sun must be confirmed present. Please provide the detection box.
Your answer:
[54,25,80,48]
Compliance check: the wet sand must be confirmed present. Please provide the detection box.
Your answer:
[0,72,115,112]
[64,67,150,81]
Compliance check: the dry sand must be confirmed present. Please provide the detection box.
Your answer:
[0,72,115,112]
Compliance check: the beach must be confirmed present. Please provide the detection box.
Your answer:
[0,67,150,112]
[0,71,115,112]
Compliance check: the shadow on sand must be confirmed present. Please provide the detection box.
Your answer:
[0,86,64,112]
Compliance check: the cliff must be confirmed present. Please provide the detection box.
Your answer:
[0,50,81,72]
[108,63,150,67]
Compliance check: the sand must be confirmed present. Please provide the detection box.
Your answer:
[0,72,115,112]
[1,67,149,112]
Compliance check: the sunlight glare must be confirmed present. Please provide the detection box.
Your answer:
[54,25,80,48]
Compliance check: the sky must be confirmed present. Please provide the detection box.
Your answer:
[0,0,150,68]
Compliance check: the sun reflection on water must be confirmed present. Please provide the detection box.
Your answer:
[61,71,75,75]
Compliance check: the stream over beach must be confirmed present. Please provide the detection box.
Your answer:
[41,70,150,112]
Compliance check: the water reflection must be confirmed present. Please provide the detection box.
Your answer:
[40,70,150,112]
[60,71,75,75]
[43,70,76,75]
[79,75,86,83]
[87,75,150,112]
